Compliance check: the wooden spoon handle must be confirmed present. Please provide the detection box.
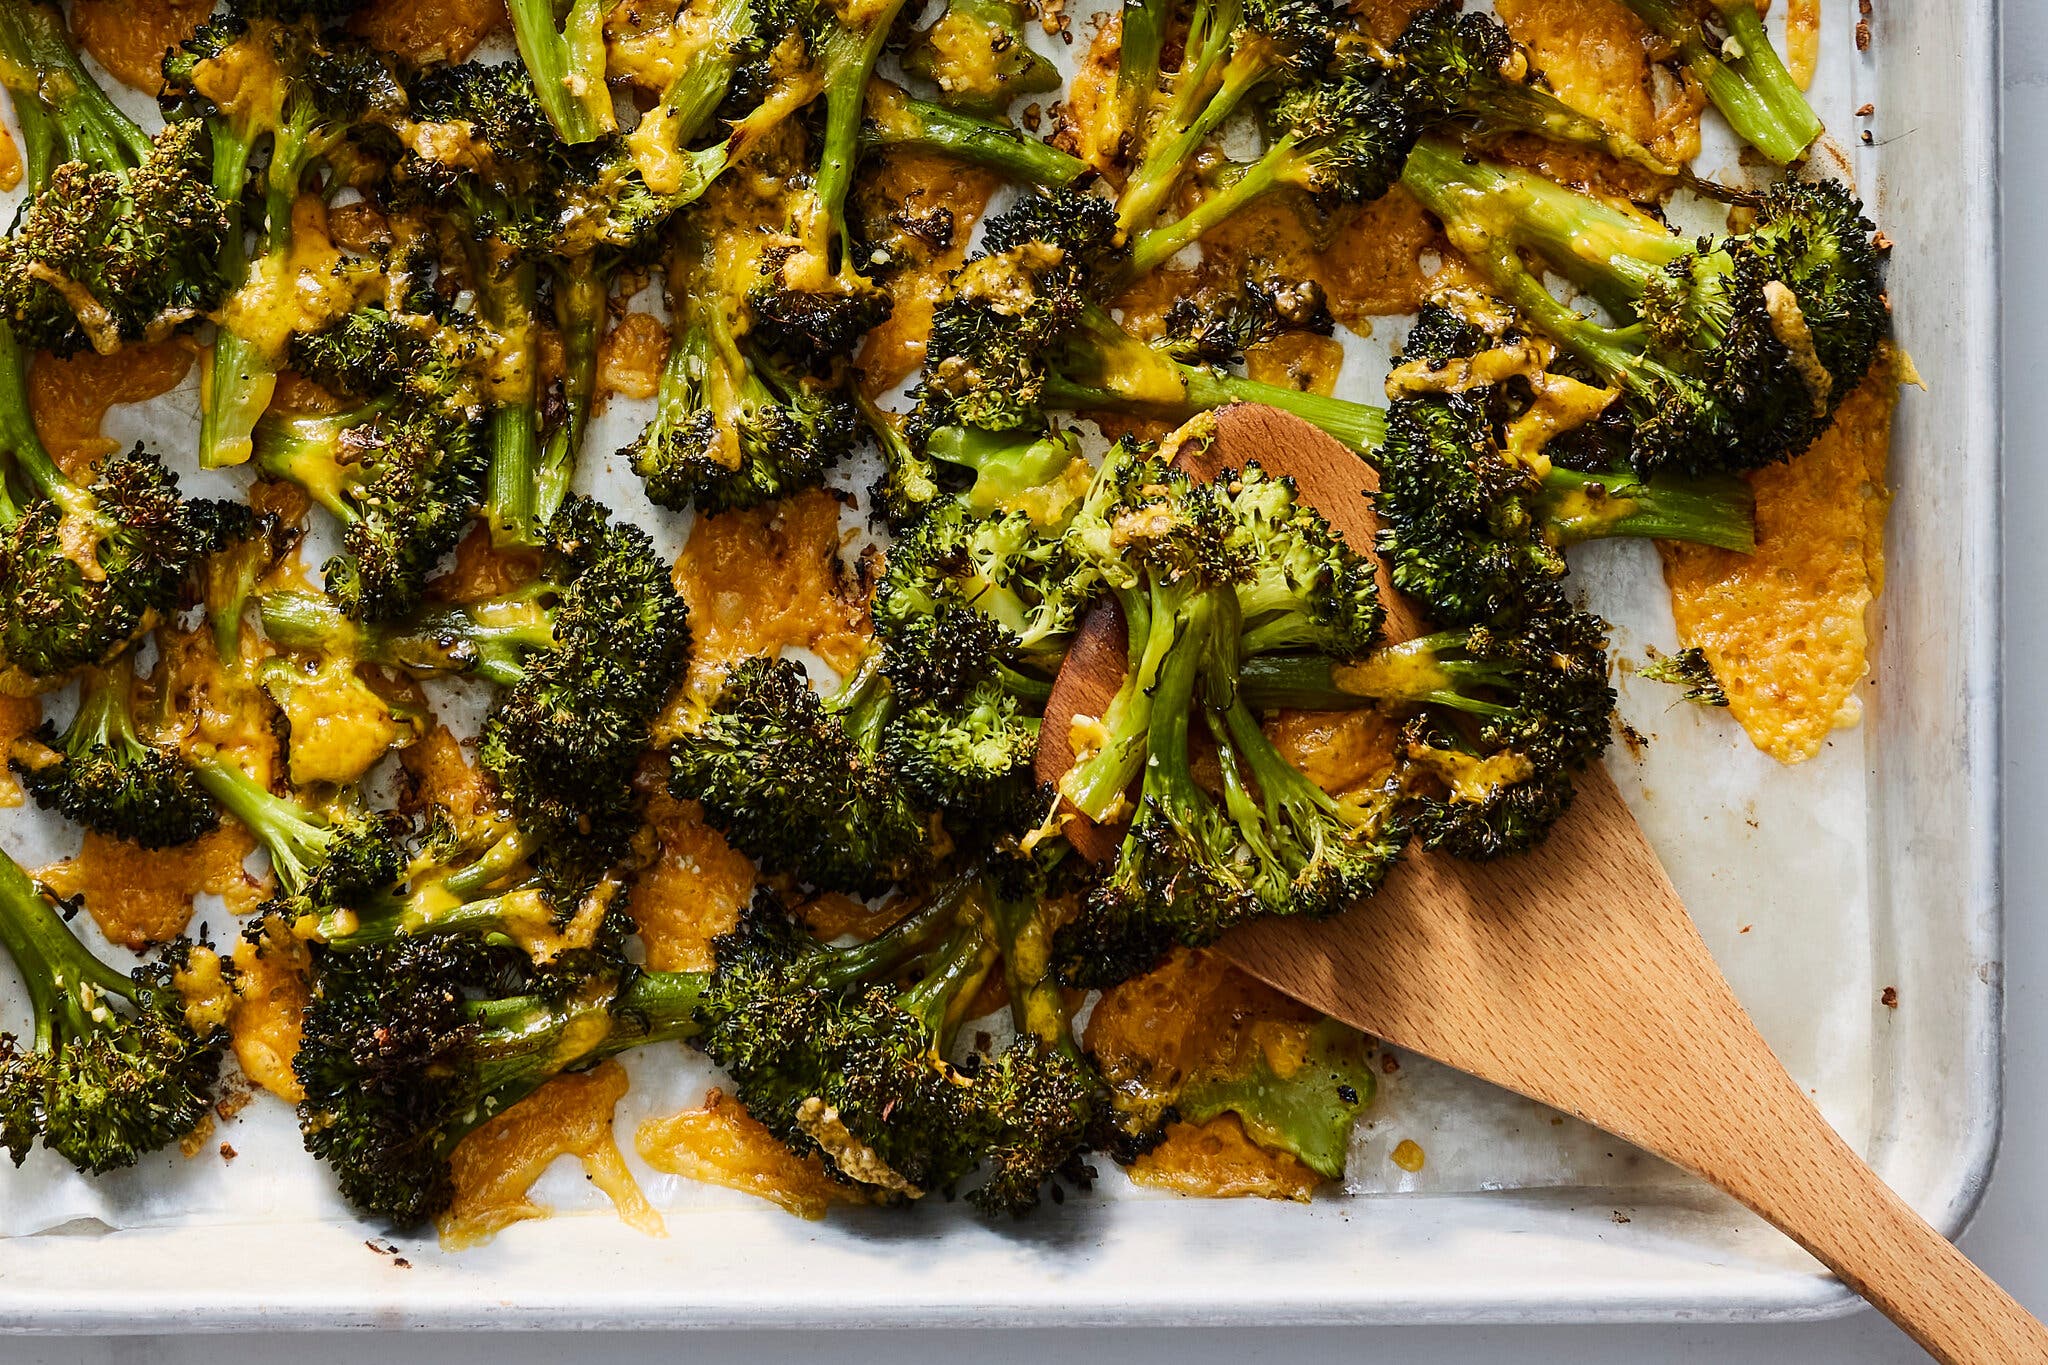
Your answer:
[1710,1088,2044,1363]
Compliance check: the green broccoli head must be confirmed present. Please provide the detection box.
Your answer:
[0,447,223,683]
[0,852,225,1175]
[0,120,230,357]
[8,656,218,850]
[1221,461,1382,658]
[670,656,930,896]
[884,682,1043,830]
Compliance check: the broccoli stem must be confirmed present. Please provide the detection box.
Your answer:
[1235,640,1514,716]
[1614,0,1821,165]
[1123,139,1307,279]
[923,425,1085,513]
[1398,137,1688,313]
[814,0,917,250]
[259,588,557,687]
[896,916,999,1042]
[1115,0,1263,234]
[0,322,72,514]
[479,257,545,548]
[812,869,984,992]
[1042,369,1387,454]
[537,267,607,531]
[1115,0,1170,154]
[1059,577,1209,823]
[1536,465,1755,552]
[251,402,390,525]
[505,0,616,144]
[862,94,1088,187]
[187,752,346,898]
[0,1,151,178]
[987,876,1083,1058]
[58,652,146,763]
[0,844,140,1045]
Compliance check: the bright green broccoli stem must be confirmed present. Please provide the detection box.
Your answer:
[537,267,607,530]
[1058,575,1204,824]
[0,0,151,178]
[1115,0,1170,154]
[1042,371,1386,455]
[1124,137,1312,280]
[924,425,1086,514]
[480,257,545,549]
[251,402,386,527]
[1536,465,1755,551]
[1616,0,1821,166]
[1398,138,1690,315]
[1236,636,1516,716]
[862,95,1088,187]
[1114,0,1263,235]
[896,914,1000,1046]
[258,588,557,687]
[187,752,349,899]
[828,653,899,758]
[815,7,910,242]
[199,49,331,470]
[0,845,137,1050]
[0,322,97,535]
[505,0,615,144]
[987,873,1085,1059]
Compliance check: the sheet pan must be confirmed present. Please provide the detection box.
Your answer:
[0,0,2000,1328]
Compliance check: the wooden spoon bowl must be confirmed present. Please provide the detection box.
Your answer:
[1037,405,2045,1364]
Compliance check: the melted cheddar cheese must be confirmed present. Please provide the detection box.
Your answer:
[71,0,213,93]
[30,340,196,479]
[853,142,1004,395]
[1125,1114,1323,1201]
[670,489,868,699]
[637,1088,869,1219]
[1659,363,1898,764]
[0,695,39,806]
[40,823,263,951]
[596,311,671,401]
[630,787,756,972]
[227,918,312,1103]
[441,1062,664,1249]
[350,0,506,66]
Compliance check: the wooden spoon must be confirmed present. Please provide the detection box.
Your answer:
[1038,405,2046,1363]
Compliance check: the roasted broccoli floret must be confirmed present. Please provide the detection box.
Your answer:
[1399,139,1889,476]
[903,0,1060,115]
[672,654,929,895]
[1051,442,1404,984]
[626,221,860,514]
[161,13,405,468]
[1640,645,1728,706]
[1239,599,1616,858]
[253,309,488,620]
[186,750,405,921]
[294,932,698,1227]
[1610,0,1822,165]
[0,2,229,356]
[1120,58,1418,279]
[1381,3,1683,178]
[0,846,225,1174]
[1372,304,1756,624]
[0,331,221,683]
[9,653,217,849]
[1112,0,1347,235]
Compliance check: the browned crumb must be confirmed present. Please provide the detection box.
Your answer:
[1881,986,1899,1009]
[218,1143,237,1162]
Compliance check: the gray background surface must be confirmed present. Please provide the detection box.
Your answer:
[10,5,2038,1360]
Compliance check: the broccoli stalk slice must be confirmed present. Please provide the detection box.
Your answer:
[1236,637,1519,715]
[186,751,387,905]
[0,844,221,1174]
[481,257,546,549]
[923,425,1086,514]
[1114,0,1172,158]
[862,90,1088,187]
[0,2,152,181]
[505,0,616,144]
[812,0,920,252]
[1614,0,1821,165]
[1057,576,1197,824]
[1042,367,1387,456]
[537,267,606,532]
[1534,465,1756,551]
[259,588,557,688]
